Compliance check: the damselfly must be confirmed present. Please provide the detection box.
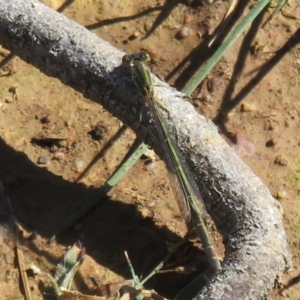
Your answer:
[122,52,221,272]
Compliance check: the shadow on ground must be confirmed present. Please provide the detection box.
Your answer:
[0,137,208,298]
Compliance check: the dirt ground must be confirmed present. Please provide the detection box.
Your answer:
[0,0,300,299]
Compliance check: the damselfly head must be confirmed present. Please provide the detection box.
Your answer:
[122,51,151,67]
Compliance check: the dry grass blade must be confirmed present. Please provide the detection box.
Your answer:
[17,245,33,300]
[208,0,239,47]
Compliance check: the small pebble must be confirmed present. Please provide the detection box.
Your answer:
[29,264,41,275]
[207,78,221,93]
[37,156,48,165]
[40,114,51,124]
[145,161,158,171]
[0,102,4,108]
[89,124,107,141]
[184,14,193,24]
[8,86,17,94]
[265,139,276,147]
[128,30,140,40]
[57,139,68,148]
[231,132,256,157]
[275,190,287,200]
[8,85,18,100]
[5,97,13,103]
[267,123,276,131]
[274,155,288,166]
[131,185,138,191]
[65,120,71,127]
[240,103,255,112]
[74,158,84,171]
[177,26,189,39]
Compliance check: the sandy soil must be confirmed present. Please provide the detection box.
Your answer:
[0,0,300,299]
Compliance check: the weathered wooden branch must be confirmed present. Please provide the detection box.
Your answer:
[0,1,291,299]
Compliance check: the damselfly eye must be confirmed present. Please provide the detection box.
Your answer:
[122,54,133,66]
[139,52,151,63]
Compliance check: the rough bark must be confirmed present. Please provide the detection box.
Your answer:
[0,1,291,299]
